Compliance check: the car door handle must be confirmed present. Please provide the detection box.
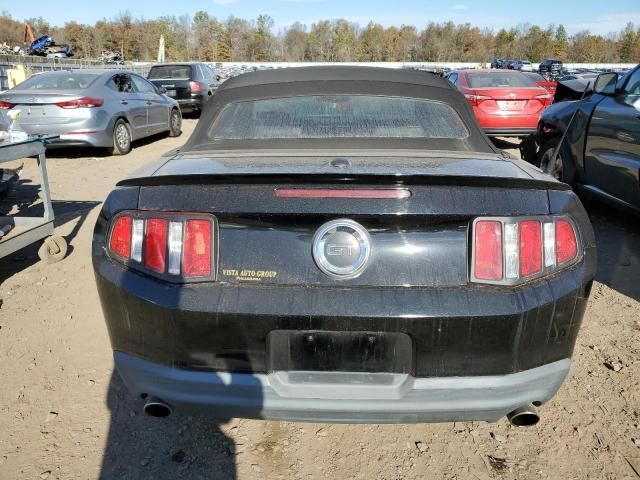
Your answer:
[120,100,128,105]
[146,101,153,105]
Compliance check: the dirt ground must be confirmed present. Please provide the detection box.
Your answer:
[0,120,639,480]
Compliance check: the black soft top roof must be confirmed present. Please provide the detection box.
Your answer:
[217,65,453,91]
[183,66,498,154]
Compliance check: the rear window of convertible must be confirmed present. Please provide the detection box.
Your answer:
[208,95,469,140]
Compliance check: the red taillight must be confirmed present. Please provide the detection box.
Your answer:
[189,81,203,93]
[472,216,580,285]
[474,221,503,280]
[0,100,14,109]
[144,218,168,273]
[56,97,104,109]
[107,212,215,281]
[519,221,542,277]
[556,220,577,265]
[109,215,132,260]
[534,93,553,106]
[183,219,212,278]
[464,93,492,106]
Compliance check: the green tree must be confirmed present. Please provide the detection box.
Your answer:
[553,24,568,59]
[251,14,273,61]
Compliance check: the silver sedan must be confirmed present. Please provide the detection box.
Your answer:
[0,70,182,155]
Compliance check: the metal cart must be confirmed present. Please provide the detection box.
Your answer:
[0,138,67,263]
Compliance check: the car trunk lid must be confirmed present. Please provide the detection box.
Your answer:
[469,87,551,114]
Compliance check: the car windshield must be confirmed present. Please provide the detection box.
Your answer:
[208,95,469,140]
[467,72,536,88]
[13,72,100,90]
[148,65,193,79]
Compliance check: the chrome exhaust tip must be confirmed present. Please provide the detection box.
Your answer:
[143,396,172,418]
[507,403,539,427]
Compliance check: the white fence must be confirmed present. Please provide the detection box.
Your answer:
[206,61,637,71]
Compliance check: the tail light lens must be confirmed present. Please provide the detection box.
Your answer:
[533,93,553,105]
[144,218,168,273]
[109,216,133,260]
[107,212,216,282]
[471,216,580,285]
[556,219,578,265]
[183,219,212,278]
[0,100,15,109]
[464,93,492,106]
[56,97,104,109]
[189,81,203,93]
[474,221,503,280]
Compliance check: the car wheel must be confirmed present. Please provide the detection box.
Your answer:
[110,119,132,155]
[168,109,182,137]
[537,137,575,185]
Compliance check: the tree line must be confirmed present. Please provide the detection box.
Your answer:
[1,11,639,63]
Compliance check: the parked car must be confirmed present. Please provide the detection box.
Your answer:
[505,60,516,70]
[537,65,640,214]
[147,62,219,115]
[523,72,557,95]
[0,70,182,155]
[539,59,563,80]
[93,66,595,426]
[446,69,553,137]
[512,60,533,72]
[490,58,506,69]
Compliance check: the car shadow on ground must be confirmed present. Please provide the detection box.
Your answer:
[99,371,240,480]
[585,200,640,302]
[0,179,100,285]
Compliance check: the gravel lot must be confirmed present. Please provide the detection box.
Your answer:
[1,120,639,480]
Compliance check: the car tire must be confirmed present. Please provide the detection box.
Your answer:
[110,119,132,156]
[168,109,182,137]
[537,137,575,185]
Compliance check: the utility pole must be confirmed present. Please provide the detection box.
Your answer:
[157,35,165,63]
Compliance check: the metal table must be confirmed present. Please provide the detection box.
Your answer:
[0,138,67,263]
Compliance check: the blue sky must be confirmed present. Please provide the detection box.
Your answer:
[5,0,640,35]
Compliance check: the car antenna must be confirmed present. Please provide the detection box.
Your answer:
[550,82,591,168]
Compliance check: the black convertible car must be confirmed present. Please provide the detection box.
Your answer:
[93,67,595,426]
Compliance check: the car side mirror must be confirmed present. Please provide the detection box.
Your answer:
[157,86,167,94]
[216,75,221,82]
[593,72,618,95]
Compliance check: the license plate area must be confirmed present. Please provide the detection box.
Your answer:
[267,330,413,375]
[497,100,526,111]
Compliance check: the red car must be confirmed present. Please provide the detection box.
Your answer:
[523,72,557,95]
[446,70,553,137]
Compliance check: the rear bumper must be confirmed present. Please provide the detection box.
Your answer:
[484,128,537,137]
[176,97,203,112]
[115,351,571,423]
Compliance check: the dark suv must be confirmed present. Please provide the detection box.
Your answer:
[539,59,563,80]
[147,62,220,114]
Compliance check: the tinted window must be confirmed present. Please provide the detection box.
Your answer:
[467,72,536,88]
[148,65,193,79]
[131,75,156,93]
[209,95,469,140]
[448,73,458,85]
[201,64,215,80]
[14,72,100,90]
[623,68,640,96]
